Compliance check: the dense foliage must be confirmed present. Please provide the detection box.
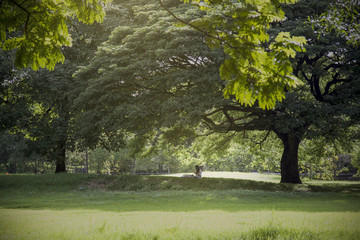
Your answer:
[0,0,111,70]
[315,0,360,47]
[167,0,307,109]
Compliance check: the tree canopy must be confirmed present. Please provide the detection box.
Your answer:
[160,0,307,109]
[0,0,111,70]
[315,0,360,47]
[75,0,360,183]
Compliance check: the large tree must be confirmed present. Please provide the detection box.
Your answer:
[75,0,360,183]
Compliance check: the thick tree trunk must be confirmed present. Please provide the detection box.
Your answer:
[276,132,302,184]
[55,141,67,173]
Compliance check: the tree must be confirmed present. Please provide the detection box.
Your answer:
[314,0,360,47]
[0,0,111,70]
[74,1,222,143]
[0,2,129,173]
[74,0,360,183]
[160,0,307,109]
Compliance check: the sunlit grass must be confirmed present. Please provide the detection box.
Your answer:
[166,171,281,181]
[168,171,360,185]
[1,209,359,240]
[196,171,281,182]
[0,173,359,239]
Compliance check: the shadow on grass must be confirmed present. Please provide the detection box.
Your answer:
[1,174,359,193]
[100,175,360,194]
[0,174,359,213]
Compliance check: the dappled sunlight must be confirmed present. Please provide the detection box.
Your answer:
[167,172,360,185]
[166,171,281,182]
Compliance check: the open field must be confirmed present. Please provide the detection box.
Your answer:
[0,173,359,239]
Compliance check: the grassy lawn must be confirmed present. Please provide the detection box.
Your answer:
[0,173,359,239]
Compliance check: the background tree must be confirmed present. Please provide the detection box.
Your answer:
[0,2,129,173]
[314,0,360,47]
[0,49,35,173]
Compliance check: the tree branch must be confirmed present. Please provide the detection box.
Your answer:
[213,132,236,151]
[293,56,305,77]
[9,0,31,36]
[324,63,343,71]
[312,75,324,101]
[201,109,270,133]
[158,0,244,57]
[222,109,234,125]
[19,0,28,6]
[40,107,53,121]
[324,72,342,96]
[304,54,324,65]
[245,130,271,149]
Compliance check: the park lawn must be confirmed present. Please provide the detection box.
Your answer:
[0,174,359,239]
[1,209,359,240]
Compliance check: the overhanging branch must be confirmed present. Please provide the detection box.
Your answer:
[9,0,31,36]
[158,0,243,56]
[244,130,271,150]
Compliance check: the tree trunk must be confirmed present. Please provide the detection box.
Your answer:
[158,163,164,174]
[132,158,136,175]
[85,147,89,174]
[55,141,66,173]
[276,132,302,184]
[8,162,17,174]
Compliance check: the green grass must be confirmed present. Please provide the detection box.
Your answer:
[1,173,359,193]
[1,209,359,240]
[0,173,360,239]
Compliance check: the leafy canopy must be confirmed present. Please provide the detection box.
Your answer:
[174,0,307,109]
[0,0,111,70]
[74,1,224,148]
[315,0,360,47]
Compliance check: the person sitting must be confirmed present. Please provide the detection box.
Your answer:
[182,165,202,178]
